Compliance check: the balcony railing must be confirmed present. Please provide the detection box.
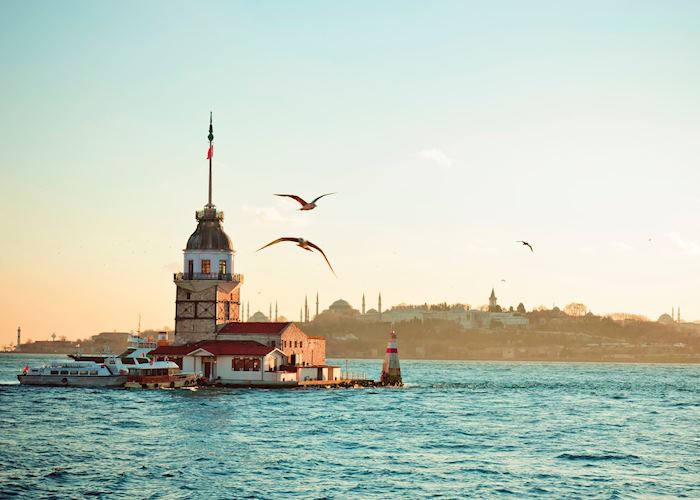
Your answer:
[174,272,244,282]
[196,209,224,221]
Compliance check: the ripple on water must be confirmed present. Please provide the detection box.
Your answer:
[0,356,699,498]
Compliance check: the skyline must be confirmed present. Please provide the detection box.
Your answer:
[2,1,700,344]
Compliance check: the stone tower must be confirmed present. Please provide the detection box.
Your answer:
[173,114,243,345]
[489,288,498,312]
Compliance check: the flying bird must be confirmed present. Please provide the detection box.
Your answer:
[257,237,336,275]
[516,241,534,253]
[274,192,336,211]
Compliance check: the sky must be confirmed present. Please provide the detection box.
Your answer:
[1,0,699,344]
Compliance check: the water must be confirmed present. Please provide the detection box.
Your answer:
[1,354,699,498]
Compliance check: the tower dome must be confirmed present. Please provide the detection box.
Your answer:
[186,208,233,251]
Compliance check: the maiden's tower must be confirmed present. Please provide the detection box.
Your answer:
[173,114,243,344]
[156,115,337,386]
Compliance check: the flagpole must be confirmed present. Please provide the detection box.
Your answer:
[207,111,214,207]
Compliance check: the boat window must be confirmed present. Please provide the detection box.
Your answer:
[90,370,98,375]
[138,358,150,364]
[70,371,78,375]
[60,370,69,375]
[122,358,135,365]
[50,370,59,375]
[79,370,88,375]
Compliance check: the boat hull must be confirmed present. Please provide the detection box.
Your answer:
[124,374,198,389]
[17,375,127,387]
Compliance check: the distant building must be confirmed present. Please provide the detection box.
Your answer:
[248,311,269,322]
[356,289,529,329]
[316,299,361,320]
[89,331,130,353]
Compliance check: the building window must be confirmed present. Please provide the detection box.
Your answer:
[219,260,226,274]
[232,358,243,371]
[186,292,191,300]
[188,260,194,275]
[201,260,211,273]
[271,341,276,348]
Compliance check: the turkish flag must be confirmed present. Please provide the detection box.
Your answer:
[207,145,214,160]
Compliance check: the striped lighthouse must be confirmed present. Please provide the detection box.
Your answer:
[380,330,403,386]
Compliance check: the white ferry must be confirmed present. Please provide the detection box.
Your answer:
[18,347,156,387]
[17,359,128,387]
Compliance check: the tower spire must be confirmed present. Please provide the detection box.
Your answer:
[207,112,214,208]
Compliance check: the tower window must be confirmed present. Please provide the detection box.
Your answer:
[188,260,194,275]
[201,260,211,273]
[186,292,191,300]
[219,260,226,274]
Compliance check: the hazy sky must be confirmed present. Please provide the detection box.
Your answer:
[1,1,699,344]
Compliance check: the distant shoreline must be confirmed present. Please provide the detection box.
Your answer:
[3,351,699,365]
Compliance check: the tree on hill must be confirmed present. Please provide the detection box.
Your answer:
[517,303,526,313]
[564,303,588,317]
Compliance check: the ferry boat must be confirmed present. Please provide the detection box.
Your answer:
[18,347,159,387]
[123,359,198,389]
[17,360,128,387]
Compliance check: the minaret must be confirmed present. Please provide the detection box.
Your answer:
[362,294,366,315]
[678,306,681,323]
[378,292,382,320]
[672,306,675,322]
[16,326,21,352]
[173,114,243,344]
[489,288,498,312]
[316,292,319,319]
[246,301,250,321]
[275,302,278,322]
[300,307,303,323]
[304,295,309,323]
[269,303,272,322]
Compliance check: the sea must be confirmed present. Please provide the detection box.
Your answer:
[0,354,698,499]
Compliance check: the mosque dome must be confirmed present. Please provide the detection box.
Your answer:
[249,311,269,322]
[657,313,674,325]
[186,208,233,251]
[329,299,354,312]
[365,308,378,314]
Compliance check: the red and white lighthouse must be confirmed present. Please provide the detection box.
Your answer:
[380,330,402,386]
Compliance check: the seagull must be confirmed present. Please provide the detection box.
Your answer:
[516,240,534,252]
[274,193,336,211]
[257,237,336,275]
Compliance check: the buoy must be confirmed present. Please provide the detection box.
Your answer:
[380,330,403,387]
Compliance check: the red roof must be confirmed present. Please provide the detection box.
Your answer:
[152,340,276,357]
[218,322,291,335]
